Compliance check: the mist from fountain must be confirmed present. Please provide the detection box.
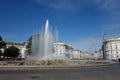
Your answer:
[28,19,58,60]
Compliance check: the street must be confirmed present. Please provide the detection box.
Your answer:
[0,64,120,80]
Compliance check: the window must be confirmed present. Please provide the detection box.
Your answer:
[111,51,112,54]
[114,43,117,49]
[106,45,108,50]
[110,44,112,50]
[116,51,118,54]
[115,44,117,49]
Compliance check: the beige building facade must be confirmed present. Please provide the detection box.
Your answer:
[103,37,120,60]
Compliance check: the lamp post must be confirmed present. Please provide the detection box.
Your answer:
[102,33,106,60]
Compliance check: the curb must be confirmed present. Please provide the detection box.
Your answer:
[0,63,115,70]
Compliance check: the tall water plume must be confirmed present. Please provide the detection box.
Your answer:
[30,19,57,60]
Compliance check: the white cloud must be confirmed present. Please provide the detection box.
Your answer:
[97,0,120,21]
[29,0,83,11]
[49,0,82,10]
[99,0,120,11]
[104,23,120,30]
[29,0,120,10]
[103,23,120,38]
[69,35,102,52]
[94,0,120,37]
[29,0,120,19]
[0,32,14,41]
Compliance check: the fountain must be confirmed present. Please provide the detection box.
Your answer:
[28,19,58,60]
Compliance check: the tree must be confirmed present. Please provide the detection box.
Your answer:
[26,42,31,49]
[0,36,3,41]
[0,36,6,48]
[26,35,33,55]
[26,34,39,55]
[0,36,6,59]
[4,46,20,58]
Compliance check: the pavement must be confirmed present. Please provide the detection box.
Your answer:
[0,64,120,80]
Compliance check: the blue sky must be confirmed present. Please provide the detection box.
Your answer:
[0,0,120,52]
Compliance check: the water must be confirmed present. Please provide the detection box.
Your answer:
[28,19,58,60]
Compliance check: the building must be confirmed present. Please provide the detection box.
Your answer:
[54,42,90,60]
[72,49,82,59]
[93,49,103,60]
[81,52,91,60]
[102,37,120,60]
[54,42,74,59]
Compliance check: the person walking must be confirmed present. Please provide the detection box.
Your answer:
[118,58,120,64]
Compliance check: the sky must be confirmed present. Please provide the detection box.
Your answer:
[0,0,120,52]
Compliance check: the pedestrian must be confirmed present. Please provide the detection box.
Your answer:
[118,58,120,64]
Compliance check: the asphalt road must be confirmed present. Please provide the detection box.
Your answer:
[0,64,120,80]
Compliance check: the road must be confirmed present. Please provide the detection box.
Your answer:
[0,64,120,80]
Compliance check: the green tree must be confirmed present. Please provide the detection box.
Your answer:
[0,36,3,41]
[26,34,39,55]
[0,36,6,59]
[26,35,32,55]
[26,42,31,49]
[4,46,20,58]
[0,36,6,48]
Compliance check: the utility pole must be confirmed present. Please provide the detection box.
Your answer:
[102,33,106,60]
